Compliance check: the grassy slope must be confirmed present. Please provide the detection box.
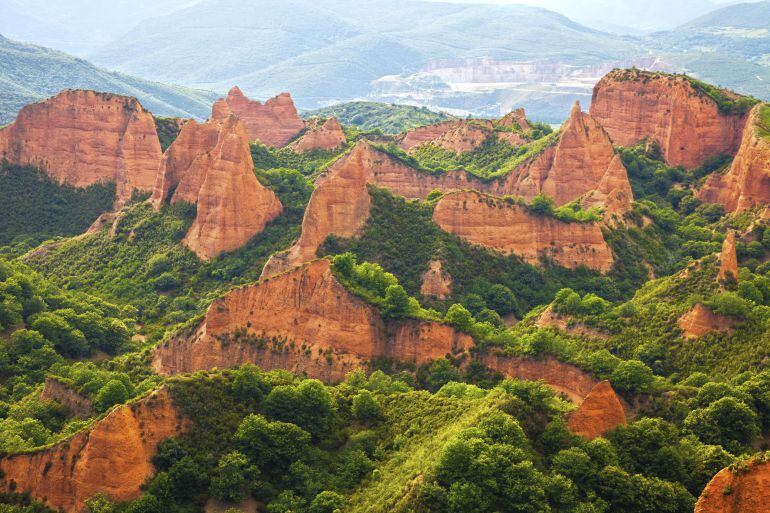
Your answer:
[303,102,454,134]
[0,34,217,124]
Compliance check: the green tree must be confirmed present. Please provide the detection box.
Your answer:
[94,380,130,413]
[684,396,760,451]
[611,360,655,394]
[352,390,381,422]
[235,414,311,471]
[262,380,337,440]
[210,451,257,503]
[530,193,555,215]
[309,491,346,513]
[445,304,474,331]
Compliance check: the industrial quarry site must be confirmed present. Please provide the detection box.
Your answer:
[1,1,770,512]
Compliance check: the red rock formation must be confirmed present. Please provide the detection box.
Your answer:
[155,259,600,403]
[263,127,628,277]
[698,104,770,212]
[695,457,770,513]
[498,108,531,132]
[212,87,304,147]
[500,102,634,215]
[479,353,600,404]
[400,120,494,153]
[590,69,749,169]
[536,305,609,340]
[290,117,347,152]
[567,381,627,439]
[261,141,486,276]
[0,90,162,204]
[718,231,740,283]
[432,191,614,272]
[420,260,452,299]
[151,115,283,260]
[677,303,735,339]
[154,260,473,381]
[0,387,183,513]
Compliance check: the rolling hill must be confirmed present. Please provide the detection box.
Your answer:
[0,34,217,124]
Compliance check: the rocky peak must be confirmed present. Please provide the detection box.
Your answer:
[718,231,739,283]
[695,457,770,513]
[498,108,530,132]
[590,69,750,169]
[567,381,627,439]
[0,89,162,205]
[214,87,305,147]
[152,115,283,260]
[501,103,634,216]
[698,104,770,212]
[290,117,347,152]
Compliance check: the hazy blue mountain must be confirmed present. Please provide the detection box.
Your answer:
[0,34,217,124]
[655,1,770,62]
[0,0,200,56]
[87,0,640,116]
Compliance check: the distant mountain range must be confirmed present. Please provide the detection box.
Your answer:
[0,34,217,125]
[1,0,769,123]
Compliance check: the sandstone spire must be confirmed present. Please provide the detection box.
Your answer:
[718,230,739,283]
[152,115,283,260]
[499,103,634,215]
[212,87,305,147]
[695,457,770,513]
[0,89,162,205]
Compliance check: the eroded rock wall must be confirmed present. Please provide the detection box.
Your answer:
[0,89,162,204]
[590,69,749,169]
[0,388,183,512]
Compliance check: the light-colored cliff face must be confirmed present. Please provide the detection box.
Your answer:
[212,87,305,147]
[154,260,473,381]
[567,381,627,439]
[0,89,162,204]
[590,69,749,169]
[695,458,770,513]
[677,303,735,339]
[499,102,634,215]
[718,231,739,283]
[432,191,614,272]
[151,115,283,260]
[0,388,183,513]
[290,117,347,152]
[698,104,770,212]
[420,260,452,299]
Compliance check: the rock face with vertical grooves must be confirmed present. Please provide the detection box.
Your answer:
[432,191,614,272]
[290,117,347,152]
[151,115,283,260]
[590,69,750,169]
[212,86,305,147]
[154,259,474,382]
[698,104,770,212]
[420,260,452,299]
[0,89,162,204]
[499,102,634,216]
[567,381,627,439]
[695,457,770,513]
[154,259,601,403]
[677,303,735,339]
[0,388,183,513]
[718,231,739,283]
